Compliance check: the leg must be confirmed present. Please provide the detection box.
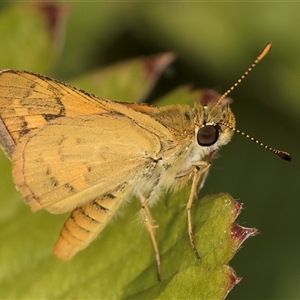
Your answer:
[139,195,161,281]
[186,161,211,259]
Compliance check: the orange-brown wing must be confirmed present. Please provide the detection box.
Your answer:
[0,70,171,159]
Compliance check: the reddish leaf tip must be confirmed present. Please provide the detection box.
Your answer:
[234,201,243,216]
[223,269,242,299]
[199,89,232,106]
[231,223,258,247]
[142,52,176,80]
[35,2,69,43]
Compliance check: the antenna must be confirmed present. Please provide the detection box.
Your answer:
[219,121,291,162]
[215,42,291,162]
[215,42,272,107]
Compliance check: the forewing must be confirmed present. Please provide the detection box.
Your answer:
[0,70,173,158]
[12,114,161,214]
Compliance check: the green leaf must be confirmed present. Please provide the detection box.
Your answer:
[120,192,255,300]
[0,189,255,298]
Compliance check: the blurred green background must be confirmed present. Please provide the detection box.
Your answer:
[0,2,299,299]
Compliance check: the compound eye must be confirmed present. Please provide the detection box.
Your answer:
[197,125,219,146]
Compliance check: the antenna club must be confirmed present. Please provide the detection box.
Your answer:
[218,122,291,163]
[258,42,272,61]
[273,150,292,162]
